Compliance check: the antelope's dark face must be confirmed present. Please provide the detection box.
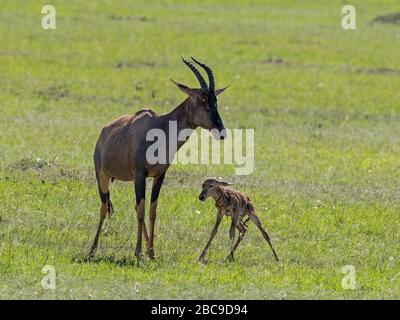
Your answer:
[171,57,228,140]
[198,178,231,201]
[190,88,227,139]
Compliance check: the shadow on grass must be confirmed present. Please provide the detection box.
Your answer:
[72,254,143,268]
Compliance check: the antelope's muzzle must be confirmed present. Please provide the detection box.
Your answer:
[199,191,206,201]
[211,127,227,140]
[219,128,227,140]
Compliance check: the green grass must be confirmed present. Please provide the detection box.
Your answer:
[1,0,400,299]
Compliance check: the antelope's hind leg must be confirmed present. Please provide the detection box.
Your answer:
[248,210,280,261]
[89,169,112,258]
[226,221,247,261]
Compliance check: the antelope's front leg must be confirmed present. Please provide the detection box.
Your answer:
[198,211,223,263]
[134,172,146,260]
[147,172,166,260]
[226,216,238,262]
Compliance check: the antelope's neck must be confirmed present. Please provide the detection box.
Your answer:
[159,99,197,157]
[163,98,196,131]
[212,187,226,207]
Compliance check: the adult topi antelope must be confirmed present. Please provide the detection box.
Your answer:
[89,57,228,260]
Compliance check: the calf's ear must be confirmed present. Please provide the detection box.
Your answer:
[217,181,232,186]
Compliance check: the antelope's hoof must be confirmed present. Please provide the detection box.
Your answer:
[88,248,96,259]
[226,254,235,262]
[135,253,146,264]
[148,254,157,261]
[135,253,145,260]
[147,248,157,261]
[198,257,208,265]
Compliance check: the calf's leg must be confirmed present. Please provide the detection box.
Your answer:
[249,211,279,261]
[226,217,238,262]
[226,221,247,261]
[198,212,223,263]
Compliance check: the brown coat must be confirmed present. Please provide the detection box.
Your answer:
[198,178,280,262]
[89,58,228,260]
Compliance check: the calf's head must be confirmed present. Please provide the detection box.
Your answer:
[199,178,231,201]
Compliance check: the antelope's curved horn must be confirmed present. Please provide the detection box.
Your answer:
[191,57,215,91]
[181,57,208,91]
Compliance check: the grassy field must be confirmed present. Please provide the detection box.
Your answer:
[1,0,400,299]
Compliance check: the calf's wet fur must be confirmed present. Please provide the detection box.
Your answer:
[198,178,280,262]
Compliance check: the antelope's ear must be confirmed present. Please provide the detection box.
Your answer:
[215,86,229,96]
[170,79,198,96]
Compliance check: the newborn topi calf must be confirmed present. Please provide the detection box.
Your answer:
[198,178,279,262]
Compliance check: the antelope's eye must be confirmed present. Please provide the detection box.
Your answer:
[201,98,206,103]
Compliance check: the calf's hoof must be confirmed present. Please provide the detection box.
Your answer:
[226,254,235,262]
[198,257,208,265]
[88,247,96,259]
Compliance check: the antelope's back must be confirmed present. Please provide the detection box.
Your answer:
[94,109,158,180]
